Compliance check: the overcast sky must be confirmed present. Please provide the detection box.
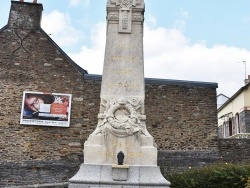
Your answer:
[1,0,250,97]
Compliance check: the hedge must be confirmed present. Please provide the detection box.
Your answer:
[167,163,250,188]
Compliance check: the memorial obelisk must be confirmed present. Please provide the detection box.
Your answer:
[69,0,170,187]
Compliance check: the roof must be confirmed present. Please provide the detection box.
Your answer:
[217,82,250,112]
[217,93,229,99]
[0,25,7,32]
[84,74,218,88]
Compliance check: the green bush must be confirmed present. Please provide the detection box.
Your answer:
[168,163,250,188]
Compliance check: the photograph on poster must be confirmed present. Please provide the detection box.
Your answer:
[20,91,72,127]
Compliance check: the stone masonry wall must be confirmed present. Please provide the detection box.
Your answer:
[81,77,219,151]
[0,4,86,185]
[0,27,86,161]
[241,110,250,133]
[0,72,219,186]
[145,83,218,151]
[218,138,250,162]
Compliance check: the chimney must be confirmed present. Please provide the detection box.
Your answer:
[245,75,250,85]
[8,1,43,30]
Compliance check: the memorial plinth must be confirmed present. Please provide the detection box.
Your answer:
[69,0,170,187]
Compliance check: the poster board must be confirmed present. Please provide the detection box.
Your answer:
[20,91,72,127]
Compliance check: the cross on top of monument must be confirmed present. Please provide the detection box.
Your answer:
[109,0,144,33]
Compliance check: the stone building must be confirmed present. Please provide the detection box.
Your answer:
[1,1,243,187]
[0,1,87,186]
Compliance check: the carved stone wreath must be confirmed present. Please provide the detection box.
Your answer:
[93,97,146,138]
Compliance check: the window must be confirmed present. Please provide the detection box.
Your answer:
[229,118,233,136]
[223,122,227,138]
[235,113,240,134]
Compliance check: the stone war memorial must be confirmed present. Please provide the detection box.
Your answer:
[69,0,170,187]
